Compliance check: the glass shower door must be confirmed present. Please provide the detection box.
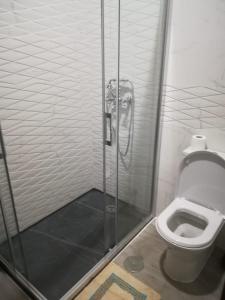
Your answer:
[103,0,168,245]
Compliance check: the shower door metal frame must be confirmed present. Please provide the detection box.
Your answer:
[0,255,46,300]
[115,0,120,245]
[150,0,173,217]
[0,125,45,299]
[0,123,21,269]
[0,125,28,274]
[103,0,120,249]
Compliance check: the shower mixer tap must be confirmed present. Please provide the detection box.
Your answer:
[105,79,134,164]
[106,79,134,109]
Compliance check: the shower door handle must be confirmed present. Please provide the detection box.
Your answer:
[0,125,6,159]
[105,112,112,146]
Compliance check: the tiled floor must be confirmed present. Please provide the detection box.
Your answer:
[114,222,225,300]
[0,189,146,300]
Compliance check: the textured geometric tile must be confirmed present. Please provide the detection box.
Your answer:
[0,0,103,231]
[162,86,225,130]
[166,89,195,100]
[204,94,225,106]
[182,86,221,97]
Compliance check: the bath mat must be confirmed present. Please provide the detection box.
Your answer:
[75,262,160,300]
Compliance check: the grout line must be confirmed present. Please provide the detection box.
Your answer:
[76,200,104,215]
[29,228,104,257]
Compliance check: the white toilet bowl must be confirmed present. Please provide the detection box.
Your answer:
[156,197,223,282]
[156,151,225,283]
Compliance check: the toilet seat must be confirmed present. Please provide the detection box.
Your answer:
[156,197,224,249]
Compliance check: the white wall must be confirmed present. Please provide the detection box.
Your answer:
[157,0,225,213]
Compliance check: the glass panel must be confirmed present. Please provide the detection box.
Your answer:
[0,196,14,266]
[0,126,27,275]
[116,0,168,242]
[103,0,120,249]
[0,1,109,298]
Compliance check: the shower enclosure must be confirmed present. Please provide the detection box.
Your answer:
[0,0,168,299]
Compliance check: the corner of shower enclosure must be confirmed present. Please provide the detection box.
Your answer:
[0,0,169,298]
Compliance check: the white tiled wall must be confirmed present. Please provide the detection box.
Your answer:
[0,0,167,234]
[0,0,102,231]
[157,0,225,213]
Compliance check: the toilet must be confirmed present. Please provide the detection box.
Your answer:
[156,151,225,283]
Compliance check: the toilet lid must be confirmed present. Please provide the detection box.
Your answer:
[177,151,225,215]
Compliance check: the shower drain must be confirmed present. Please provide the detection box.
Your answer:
[123,255,144,273]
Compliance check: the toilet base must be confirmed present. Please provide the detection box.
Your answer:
[163,243,214,283]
